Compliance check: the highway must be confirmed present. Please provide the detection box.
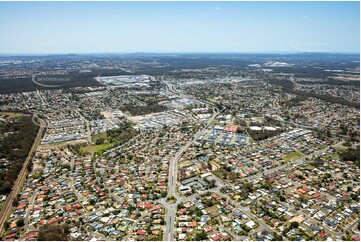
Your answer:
[0,115,46,236]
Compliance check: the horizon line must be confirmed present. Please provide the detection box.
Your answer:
[0,51,360,57]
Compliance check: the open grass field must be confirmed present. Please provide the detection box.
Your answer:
[92,132,108,143]
[178,159,193,169]
[0,112,24,118]
[80,124,137,156]
[210,120,218,126]
[334,145,348,152]
[324,152,340,160]
[80,142,114,155]
[79,132,115,155]
[283,151,304,161]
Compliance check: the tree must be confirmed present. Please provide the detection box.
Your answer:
[0,116,39,196]
[205,199,213,207]
[12,197,19,207]
[207,162,212,170]
[210,180,216,188]
[195,231,208,241]
[16,219,24,227]
[351,194,359,201]
[95,138,105,145]
[38,224,69,241]
[339,146,360,164]
[177,203,185,210]
[146,226,152,235]
[290,221,299,229]
[196,209,203,217]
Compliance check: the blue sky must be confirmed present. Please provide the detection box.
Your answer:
[0,1,359,54]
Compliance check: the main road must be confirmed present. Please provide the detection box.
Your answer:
[163,108,219,241]
[157,76,222,241]
[75,110,92,145]
[0,115,46,236]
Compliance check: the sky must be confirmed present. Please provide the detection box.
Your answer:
[0,1,359,54]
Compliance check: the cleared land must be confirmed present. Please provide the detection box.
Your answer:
[81,142,114,155]
[282,151,304,161]
[0,112,24,117]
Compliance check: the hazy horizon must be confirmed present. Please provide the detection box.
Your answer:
[0,51,360,57]
[0,1,359,54]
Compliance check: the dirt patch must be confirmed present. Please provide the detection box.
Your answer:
[39,139,87,151]
[210,160,220,170]
[178,159,194,169]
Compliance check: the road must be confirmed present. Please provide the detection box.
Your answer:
[23,192,38,233]
[0,115,46,236]
[123,213,147,241]
[159,75,221,241]
[75,110,92,145]
[92,161,123,204]
[35,89,46,105]
[164,82,178,95]
[220,192,273,233]
[163,109,219,241]
[218,225,245,241]
[344,219,360,233]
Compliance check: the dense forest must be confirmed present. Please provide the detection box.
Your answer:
[121,104,167,116]
[0,72,103,94]
[338,146,360,166]
[70,121,138,157]
[0,115,39,195]
[281,96,308,108]
[298,79,360,86]
[248,129,282,141]
[38,224,69,241]
[104,123,138,145]
[119,93,169,116]
[269,79,359,108]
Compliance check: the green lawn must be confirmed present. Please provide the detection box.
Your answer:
[206,97,216,103]
[91,132,108,143]
[81,125,137,156]
[0,112,24,117]
[324,153,340,160]
[81,132,113,155]
[166,196,177,204]
[80,142,114,155]
[210,120,218,126]
[334,146,348,152]
[283,151,304,161]
[305,164,315,170]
